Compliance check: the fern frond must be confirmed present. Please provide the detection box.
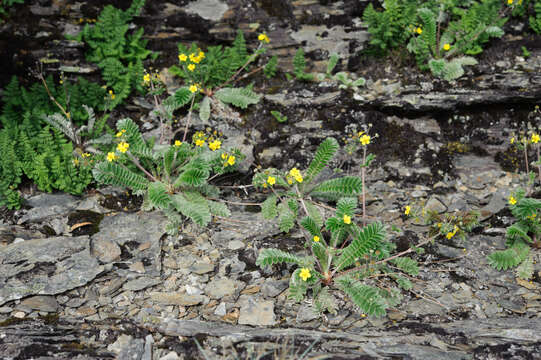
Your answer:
[261,195,278,220]
[305,201,324,228]
[148,181,171,209]
[487,241,530,271]
[92,161,149,190]
[305,137,339,184]
[336,277,387,316]
[516,253,534,280]
[264,55,278,79]
[174,167,210,187]
[277,202,296,233]
[312,241,328,270]
[288,268,309,302]
[170,191,211,227]
[336,222,386,271]
[214,87,261,109]
[208,200,230,217]
[336,197,357,219]
[256,248,313,268]
[116,118,152,158]
[300,216,323,239]
[310,176,363,201]
[391,257,419,276]
[506,223,532,243]
[392,275,413,290]
[174,87,194,109]
[314,287,337,315]
[514,197,541,218]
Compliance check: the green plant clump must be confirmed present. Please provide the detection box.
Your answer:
[77,0,155,107]
[0,76,105,209]
[256,199,423,316]
[0,0,24,19]
[531,0,541,33]
[253,137,363,233]
[487,189,541,280]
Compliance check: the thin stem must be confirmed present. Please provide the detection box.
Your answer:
[208,198,261,206]
[126,152,158,182]
[361,146,367,227]
[524,140,530,174]
[537,145,540,183]
[295,184,309,217]
[214,47,262,92]
[182,95,197,142]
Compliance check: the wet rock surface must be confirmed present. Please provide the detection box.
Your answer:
[1,0,541,359]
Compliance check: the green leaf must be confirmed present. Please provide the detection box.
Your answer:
[312,241,328,271]
[93,161,149,191]
[516,253,534,280]
[261,195,278,220]
[288,268,309,302]
[336,222,386,271]
[277,202,296,233]
[174,167,209,187]
[305,137,339,184]
[199,96,211,122]
[326,53,339,75]
[487,241,530,271]
[170,191,211,227]
[393,275,413,290]
[507,223,532,243]
[310,176,363,201]
[148,181,171,209]
[174,87,193,108]
[214,87,261,109]
[514,197,541,218]
[116,118,152,158]
[208,200,231,217]
[256,248,313,268]
[300,216,323,239]
[336,197,357,219]
[391,257,419,276]
[314,287,337,315]
[336,277,387,316]
[305,201,324,228]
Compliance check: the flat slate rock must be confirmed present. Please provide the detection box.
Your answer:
[0,236,103,306]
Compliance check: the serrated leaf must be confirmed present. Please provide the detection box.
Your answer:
[256,248,313,268]
[174,87,193,108]
[516,253,534,280]
[92,161,149,191]
[305,137,339,184]
[208,200,231,217]
[170,191,211,227]
[310,176,363,201]
[336,277,387,316]
[391,257,419,276]
[336,222,386,271]
[305,201,324,228]
[487,241,530,271]
[261,195,278,220]
[214,87,261,109]
[148,181,171,209]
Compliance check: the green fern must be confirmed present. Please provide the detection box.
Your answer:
[391,257,419,276]
[292,48,314,81]
[93,161,149,190]
[336,277,387,316]
[261,194,278,220]
[336,197,357,219]
[264,55,278,78]
[208,200,231,217]
[531,0,541,34]
[171,191,212,227]
[516,253,534,280]
[256,248,313,268]
[278,202,296,232]
[309,176,363,201]
[300,216,323,240]
[304,137,339,184]
[336,222,386,271]
[148,181,171,209]
[487,240,530,271]
[289,268,310,301]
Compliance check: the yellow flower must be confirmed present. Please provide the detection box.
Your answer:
[531,133,540,144]
[174,140,182,147]
[195,139,205,147]
[416,27,422,35]
[143,73,151,84]
[360,134,371,146]
[267,176,276,186]
[446,225,458,239]
[299,268,311,281]
[109,90,115,100]
[73,158,79,166]
[507,0,513,4]
[117,141,129,153]
[209,140,222,151]
[115,129,126,137]
[198,51,205,59]
[404,205,411,216]
[81,153,91,158]
[343,214,351,224]
[287,178,293,185]
[107,152,117,162]
[443,43,451,51]
[289,168,303,183]
[188,64,196,72]
[313,235,320,242]
[258,33,270,43]
[227,155,236,166]
[189,84,198,93]
[178,54,187,62]
[66,112,71,119]
[510,137,515,144]
[509,196,517,205]
[221,153,228,160]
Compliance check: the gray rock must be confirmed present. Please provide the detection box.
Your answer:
[480,188,509,220]
[296,304,319,323]
[143,334,154,360]
[227,240,245,250]
[205,278,244,299]
[92,238,121,263]
[124,277,161,292]
[0,236,103,306]
[18,193,80,224]
[19,296,58,312]
[92,212,166,276]
[238,296,276,326]
[99,278,127,296]
[0,306,12,313]
[425,196,447,214]
[261,279,289,298]
[184,0,228,21]
[150,292,207,306]
[190,262,215,275]
[214,302,227,316]
[159,352,180,360]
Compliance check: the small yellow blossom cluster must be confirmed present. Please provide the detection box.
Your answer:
[108,89,115,100]
[209,139,221,151]
[179,51,206,72]
[509,132,540,146]
[299,268,311,281]
[404,205,411,216]
[189,84,199,93]
[443,43,451,51]
[192,129,223,151]
[343,214,352,224]
[446,225,459,240]
[115,129,127,138]
[107,152,117,162]
[313,235,320,242]
[174,140,182,147]
[258,33,270,43]
[117,141,129,153]
[221,152,236,167]
[509,195,517,205]
[261,175,276,189]
[287,167,303,184]
[142,71,161,86]
[359,131,371,146]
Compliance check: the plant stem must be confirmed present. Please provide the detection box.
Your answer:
[208,198,261,206]
[126,152,158,182]
[524,140,530,174]
[182,95,197,142]
[537,145,540,183]
[361,146,367,227]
